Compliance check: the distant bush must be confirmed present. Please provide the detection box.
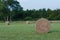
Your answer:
[24,17,33,20]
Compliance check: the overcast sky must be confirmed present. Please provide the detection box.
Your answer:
[17,0,60,10]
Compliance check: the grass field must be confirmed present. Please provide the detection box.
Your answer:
[0,21,60,40]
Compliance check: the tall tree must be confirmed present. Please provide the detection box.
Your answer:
[0,0,23,21]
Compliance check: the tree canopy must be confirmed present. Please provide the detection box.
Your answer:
[0,0,60,21]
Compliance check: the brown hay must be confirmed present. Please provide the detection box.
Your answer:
[26,21,30,24]
[5,21,10,25]
[36,18,50,33]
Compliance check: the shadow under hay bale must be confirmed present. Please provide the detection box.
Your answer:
[48,30,60,33]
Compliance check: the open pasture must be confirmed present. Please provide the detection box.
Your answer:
[0,21,60,40]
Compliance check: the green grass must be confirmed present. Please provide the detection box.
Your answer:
[0,22,60,40]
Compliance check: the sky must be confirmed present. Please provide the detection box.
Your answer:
[17,0,60,10]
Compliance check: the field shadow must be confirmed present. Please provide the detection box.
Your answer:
[48,30,60,33]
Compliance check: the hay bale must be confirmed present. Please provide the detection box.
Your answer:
[36,18,50,33]
[5,21,10,25]
[26,21,30,24]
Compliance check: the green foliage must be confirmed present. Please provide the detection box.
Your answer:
[0,0,60,21]
[0,0,23,21]
[24,17,33,20]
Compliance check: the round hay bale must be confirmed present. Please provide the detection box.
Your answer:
[5,21,10,25]
[26,21,30,24]
[36,18,50,33]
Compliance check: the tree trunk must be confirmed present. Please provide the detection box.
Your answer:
[5,16,10,25]
[7,16,9,21]
[10,14,12,22]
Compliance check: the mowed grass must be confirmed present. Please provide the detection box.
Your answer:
[0,21,60,40]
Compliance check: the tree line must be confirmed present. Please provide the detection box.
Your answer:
[22,9,60,21]
[0,0,60,21]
